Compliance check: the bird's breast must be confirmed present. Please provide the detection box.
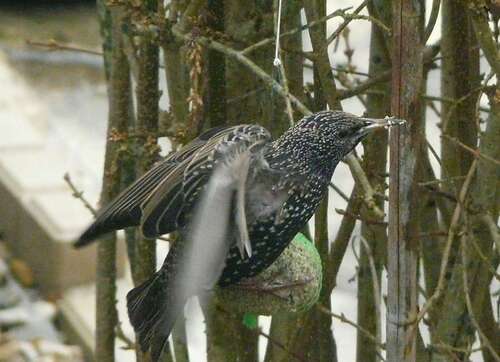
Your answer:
[245,182,290,224]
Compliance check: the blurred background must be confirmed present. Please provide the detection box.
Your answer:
[0,2,106,361]
[0,1,498,362]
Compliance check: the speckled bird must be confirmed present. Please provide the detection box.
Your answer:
[76,110,401,361]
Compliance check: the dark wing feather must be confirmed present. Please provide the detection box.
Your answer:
[139,163,186,238]
[75,161,177,247]
[75,126,231,247]
[182,125,273,209]
[139,125,272,239]
[139,126,244,238]
[135,125,273,361]
[174,124,274,290]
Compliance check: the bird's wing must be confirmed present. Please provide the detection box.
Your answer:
[75,126,231,247]
[140,125,272,361]
[183,125,272,259]
[178,125,272,289]
[139,125,272,240]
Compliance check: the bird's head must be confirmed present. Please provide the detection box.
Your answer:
[290,110,405,167]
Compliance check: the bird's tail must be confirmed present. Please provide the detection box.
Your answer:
[126,246,185,362]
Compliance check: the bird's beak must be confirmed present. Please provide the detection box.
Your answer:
[357,116,406,135]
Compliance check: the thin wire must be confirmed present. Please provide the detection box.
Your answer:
[273,0,284,67]
[271,0,284,126]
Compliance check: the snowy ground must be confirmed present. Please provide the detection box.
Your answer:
[0,250,83,361]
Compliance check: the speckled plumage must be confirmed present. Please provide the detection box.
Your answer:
[76,110,397,362]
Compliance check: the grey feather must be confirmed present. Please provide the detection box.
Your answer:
[175,144,265,299]
[234,151,252,259]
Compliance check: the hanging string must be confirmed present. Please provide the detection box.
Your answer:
[273,0,284,67]
[271,0,284,126]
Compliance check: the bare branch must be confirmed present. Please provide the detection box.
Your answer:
[424,0,441,42]
[63,173,97,217]
[481,214,500,256]
[115,322,135,350]
[165,27,385,221]
[467,1,500,78]
[337,70,391,100]
[468,232,500,280]
[26,39,102,56]
[346,154,385,218]
[335,208,387,226]
[241,7,353,55]
[442,134,500,166]
[409,159,478,334]
[329,182,350,202]
[316,304,385,354]
[357,235,383,359]
[461,236,500,362]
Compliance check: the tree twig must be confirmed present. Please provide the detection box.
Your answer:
[346,154,385,218]
[460,236,500,362]
[316,304,385,353]
[423,94,490,114]
[357,235,383,359]
[429,343,484,355]
[241,7,353,55]
[63,173,97,217]
[276,60,295,127]
[329,182,350,202]
[115,322,135,350]
[408,159,478,334]
[25,39,102,56]
[166,26,385,220]
[467,1,500,78]
[335,208,387,226]
[442,134,500,166]
[336,70,391,100]
[426,140,442,166]
[259,330,307,362]
[481,214,500,256]
[468,231,500,280]
[424,0,441,42]
[326,188,362,293]
[170,28,310,115]
[217,305,306,362]
[324,1,369,47]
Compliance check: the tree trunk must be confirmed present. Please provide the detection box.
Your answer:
[430,3,481,359]
[387,0,425,361]
[356,1,391,361]
[95,2,133,361]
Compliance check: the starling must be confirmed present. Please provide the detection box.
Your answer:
[76,110,403,361]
